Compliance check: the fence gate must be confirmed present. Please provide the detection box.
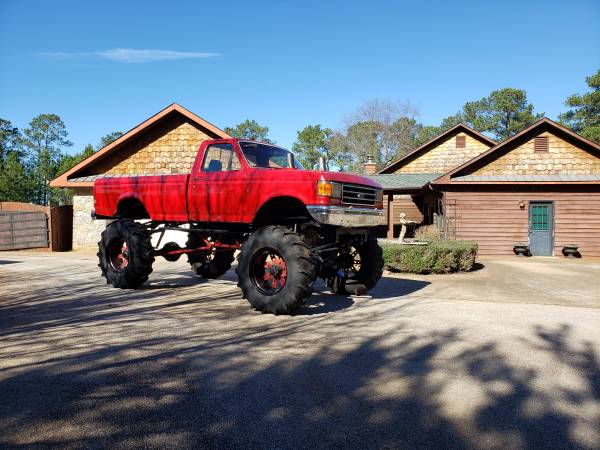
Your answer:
[0,211,49,250]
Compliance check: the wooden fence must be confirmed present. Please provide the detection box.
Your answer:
[0,202,73,251]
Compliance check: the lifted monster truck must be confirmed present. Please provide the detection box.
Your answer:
[93,139,385,314]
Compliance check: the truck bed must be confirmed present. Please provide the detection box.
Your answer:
[94,174,190,221]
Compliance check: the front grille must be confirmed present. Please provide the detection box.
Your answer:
[341,184,377,207]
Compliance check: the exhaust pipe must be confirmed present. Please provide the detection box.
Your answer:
[287,152,295,168]
[319,156,327,171]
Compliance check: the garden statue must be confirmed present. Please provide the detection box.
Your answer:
[398,212,417,242]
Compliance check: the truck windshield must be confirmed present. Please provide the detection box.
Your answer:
[239,141,304,170]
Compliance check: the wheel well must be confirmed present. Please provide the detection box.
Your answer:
[116,197,149,219]
[253,196,311,227]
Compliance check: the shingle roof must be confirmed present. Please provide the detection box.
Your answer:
[454,174,600,182]
[366,173,443,190]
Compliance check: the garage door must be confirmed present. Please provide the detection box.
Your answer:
[0,211,49,250]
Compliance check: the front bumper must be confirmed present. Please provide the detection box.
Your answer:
[306,205,385,228]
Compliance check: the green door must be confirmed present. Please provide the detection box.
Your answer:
[529,202,553,256]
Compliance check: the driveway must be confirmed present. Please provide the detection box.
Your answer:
[0,252,599,449]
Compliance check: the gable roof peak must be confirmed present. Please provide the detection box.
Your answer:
[432,116,600,184]
[50,102,230,188]
[377,122,496,174]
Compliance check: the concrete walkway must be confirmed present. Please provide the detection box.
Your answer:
[0,252,599,449]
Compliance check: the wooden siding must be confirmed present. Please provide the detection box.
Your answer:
[474,131,600,176]
[383,195,423,224]
[444,191,600,257]
[85,115,212,177]
[397,132,491,174]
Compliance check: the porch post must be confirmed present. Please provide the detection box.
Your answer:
[387,193,394,239]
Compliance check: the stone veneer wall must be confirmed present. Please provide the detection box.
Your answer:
[72,189,109,250]
[397,132,492,174]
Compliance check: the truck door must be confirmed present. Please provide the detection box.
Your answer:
[188,143,247,223]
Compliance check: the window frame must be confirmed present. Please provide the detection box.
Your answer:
[237,140,304,170]
[202,143,242,172]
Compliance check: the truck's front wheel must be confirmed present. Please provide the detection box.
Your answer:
[236,225,317,314]
[328,236,384,296]
[98,219,154,288]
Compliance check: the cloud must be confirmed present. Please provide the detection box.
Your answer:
[39,48,220,63]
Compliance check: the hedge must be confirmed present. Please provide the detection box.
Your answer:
[381,240,478,274]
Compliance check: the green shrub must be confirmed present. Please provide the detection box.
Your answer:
[381,240,478,274]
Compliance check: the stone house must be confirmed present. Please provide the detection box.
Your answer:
[50,103,230,249]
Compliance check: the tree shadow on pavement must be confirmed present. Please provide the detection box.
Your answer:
[1,311,597,449]
[1,262,598,449]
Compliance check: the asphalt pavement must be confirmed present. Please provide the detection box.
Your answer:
[0,252,599,449]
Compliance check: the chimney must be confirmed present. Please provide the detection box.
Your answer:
[363,155,377,175]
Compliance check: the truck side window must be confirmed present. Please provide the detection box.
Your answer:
[203,143,241,172]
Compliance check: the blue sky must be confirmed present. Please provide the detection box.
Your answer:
[1,0,598,154]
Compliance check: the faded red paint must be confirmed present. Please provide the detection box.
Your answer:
[93,139,382,223]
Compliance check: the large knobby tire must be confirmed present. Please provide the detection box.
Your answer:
[236,225,317,315]
[187,232,235,279]
[337,236,384,296]
[98,219,154,288]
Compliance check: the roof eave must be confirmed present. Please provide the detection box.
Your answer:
[50,103,231,186]
[433,180,600,186]
[381,184,430,193]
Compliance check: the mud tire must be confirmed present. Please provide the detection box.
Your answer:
[236,225,317,315]
[98,219,154,288]
[336,236,384,296]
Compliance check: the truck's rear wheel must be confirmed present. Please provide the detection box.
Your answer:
[98,219,154,288]
[187,233,235,279]
[329,236,384,296]
[236,225,317,314]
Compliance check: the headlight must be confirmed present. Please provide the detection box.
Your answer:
[317,180,342,198]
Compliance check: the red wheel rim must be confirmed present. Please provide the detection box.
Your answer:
[251,248,287,295]
[108,239,129,272]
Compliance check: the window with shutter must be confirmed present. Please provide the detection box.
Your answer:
[456,135,466,149]
[534,136,549,152]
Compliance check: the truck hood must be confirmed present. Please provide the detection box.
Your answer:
[246,168,383,189]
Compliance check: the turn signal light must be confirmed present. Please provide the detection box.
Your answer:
[317,181,333,196]
[317,181,342,198]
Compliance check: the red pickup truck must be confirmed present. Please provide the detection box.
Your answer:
[94,139,385,314]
